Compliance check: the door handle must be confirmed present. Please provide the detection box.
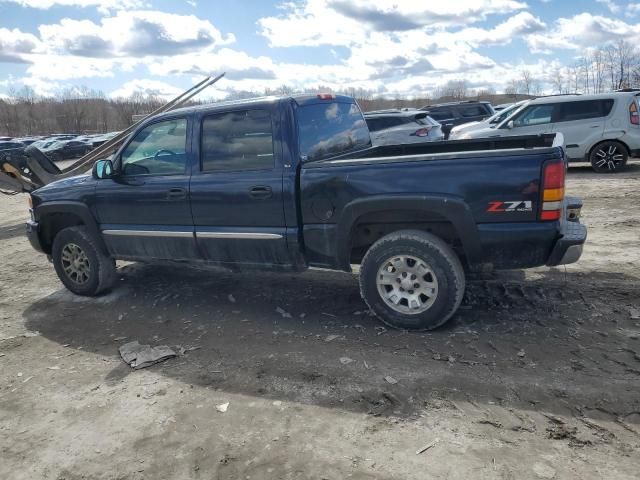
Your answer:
[166,188,187,200]
[249,186,272,199]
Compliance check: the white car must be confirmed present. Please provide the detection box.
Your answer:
[364,110,444,145]
[448,100,529,140]
[456,92,640,172]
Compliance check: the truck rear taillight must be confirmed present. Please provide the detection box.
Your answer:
[540,160,565,221]
[317,93,335,100]
[630,102,639,125]
[414,127,432,137]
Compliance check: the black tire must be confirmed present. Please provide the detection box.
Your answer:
[590,141,628,173]
[52,226,116,296]
[359,230,465,331]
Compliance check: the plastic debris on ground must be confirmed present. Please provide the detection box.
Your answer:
[119,341,176,369]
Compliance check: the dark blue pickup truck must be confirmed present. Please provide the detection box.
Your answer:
[26,94,586,330]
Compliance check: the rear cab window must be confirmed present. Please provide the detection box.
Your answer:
[296,101,371,161]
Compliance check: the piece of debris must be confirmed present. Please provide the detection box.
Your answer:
[384,375,398,385]
[416,438,440,455]
[22,376,33,384]
[478,419,503,429]
[276,307,292,318]
[532,463,557,479]
[325,334,341,342]
[340,357,354,365]
[216,402,229,413]
[517,349,526,358]
[119,341,176,370]
[228,294,236,303]
[47,366,60,370]
[630,307,640,320]
[113,336,127,342]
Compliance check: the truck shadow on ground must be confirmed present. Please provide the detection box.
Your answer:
[23,262,640,422]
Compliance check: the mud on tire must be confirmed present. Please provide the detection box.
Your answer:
[52,226,116,296]
[359,230,465,331]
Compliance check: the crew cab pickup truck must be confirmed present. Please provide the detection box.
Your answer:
[25,94,587,330]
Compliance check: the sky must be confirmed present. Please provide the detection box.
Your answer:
[0,0,639,100]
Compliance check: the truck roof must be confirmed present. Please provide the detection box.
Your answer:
[151,93,356,122]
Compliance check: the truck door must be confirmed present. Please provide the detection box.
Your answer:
[189,107,292,266]
[93,116,200,260]
[550,99,611,160]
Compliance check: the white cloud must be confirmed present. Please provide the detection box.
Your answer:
[38,10,235,58]
[258,0,528,47]
[458,12,547,47]
[0,0,145,13]
[595,0,622,14]
[109,79,183,99]
[527,13,634,53]
[0,28,41,63]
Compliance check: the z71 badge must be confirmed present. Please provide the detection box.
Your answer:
[487,201,533,213]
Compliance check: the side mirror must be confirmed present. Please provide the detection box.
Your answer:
[506,120,515,130]
[92,159,114,179]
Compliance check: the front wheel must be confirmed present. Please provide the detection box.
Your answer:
[359,230,466,331]
[52,226,116,296]
[590,141,628,173]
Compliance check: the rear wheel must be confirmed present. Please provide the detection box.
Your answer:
[359,230,465,330]
[52,226,116,296]
[590,141,628,173]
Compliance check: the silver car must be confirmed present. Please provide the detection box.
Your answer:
[364,110,444,145]
[449,100,529,140]
[452,92,640,172]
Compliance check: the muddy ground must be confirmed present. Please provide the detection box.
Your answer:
[0,162,639,479]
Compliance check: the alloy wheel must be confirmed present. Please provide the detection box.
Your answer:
[376,255,439,315]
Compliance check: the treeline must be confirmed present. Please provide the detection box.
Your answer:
[3,40,640,138]
[0,87,165,137]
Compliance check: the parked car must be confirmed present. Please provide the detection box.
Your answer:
[41,139,92,161]
[420,101,495,139]
[26,94,586,331]
[449,100,529,140]
[14,137,41,146]
[0,140,26,156]
[364,110,444,145]
[453,92,640,172]
[493,103,514,112]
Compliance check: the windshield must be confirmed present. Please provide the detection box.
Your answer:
[296,101,371,162]
[489,102,526,125]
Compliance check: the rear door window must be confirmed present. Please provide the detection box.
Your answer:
[557,100,614,122]
[201,109,274,172]
[297,101,371,161]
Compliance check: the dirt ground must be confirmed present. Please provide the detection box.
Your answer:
[1,162,639,480]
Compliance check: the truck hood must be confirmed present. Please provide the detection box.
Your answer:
[32,173,95,203]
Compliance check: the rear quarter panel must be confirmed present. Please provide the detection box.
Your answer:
[301,150,558,224]
[300,148,563,268]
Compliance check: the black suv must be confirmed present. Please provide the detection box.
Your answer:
[420,101,495,139]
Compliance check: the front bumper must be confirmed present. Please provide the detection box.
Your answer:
[26,219,45,253]
[546,197,587,267]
